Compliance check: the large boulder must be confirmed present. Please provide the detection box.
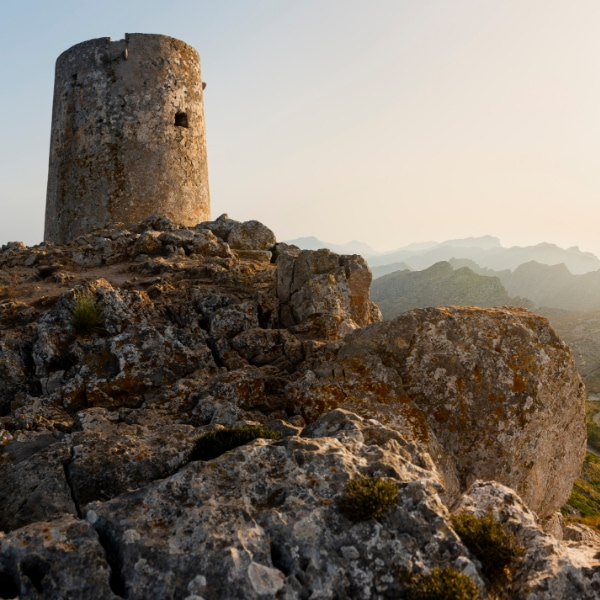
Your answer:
[287,306,586,517]
[0,516,118,599]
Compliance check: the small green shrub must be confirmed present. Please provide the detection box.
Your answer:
[339,476,398,522]
[71,294,104,335]
[408,566,480,600]
[188,425,281,462]
[451,510,524,596]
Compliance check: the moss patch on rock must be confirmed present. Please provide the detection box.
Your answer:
[339,476,398,522]
[187,425,281,462]
[71,294,104,335]
[451,510,524,598]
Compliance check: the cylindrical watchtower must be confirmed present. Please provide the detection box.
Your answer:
[44,33,210,243]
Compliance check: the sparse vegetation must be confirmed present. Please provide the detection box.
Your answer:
[408,566,480,600]
[563,401,600,532]
[187,425,281,462]
[564,452,600,531]
[71,293,104,335]
[338,476,398,522]
[451,510,524,598]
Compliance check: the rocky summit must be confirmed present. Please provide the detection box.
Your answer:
[0,214,597,599]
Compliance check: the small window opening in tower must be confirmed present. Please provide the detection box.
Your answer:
[175,112,189,128]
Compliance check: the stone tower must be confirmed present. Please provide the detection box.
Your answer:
[44,33,210,243]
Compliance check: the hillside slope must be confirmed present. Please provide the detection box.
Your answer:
[370,261,531,319]
[450,259,600,312]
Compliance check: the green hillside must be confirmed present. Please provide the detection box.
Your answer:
[450,258,600,312]
[563,401,600,532]
[537,309,600,393]
[370,261,531,320]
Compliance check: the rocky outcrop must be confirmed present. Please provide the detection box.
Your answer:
[0,215,593,598]
[276,245,382,340]
[287,305,586,517]
[0,516,119,599]
[83,410,473,600]
[455,482,600,599]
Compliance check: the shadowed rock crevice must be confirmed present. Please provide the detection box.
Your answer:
[63,445,82,519]
[95,528,126,599]
[0,570,19,599]
[20,554,50,593]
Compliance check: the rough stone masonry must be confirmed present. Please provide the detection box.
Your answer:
[44,33,210,244]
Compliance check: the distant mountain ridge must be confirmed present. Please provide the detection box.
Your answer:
[369,240,600,274]
[284,236,380,257]
[286,235,600,275]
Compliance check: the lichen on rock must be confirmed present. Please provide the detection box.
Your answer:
[0,215,595,598]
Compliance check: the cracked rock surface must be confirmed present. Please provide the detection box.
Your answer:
[0,215,596,599]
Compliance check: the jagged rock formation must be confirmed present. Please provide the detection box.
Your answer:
[0,216,596,599]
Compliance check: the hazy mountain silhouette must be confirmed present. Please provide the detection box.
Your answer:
[284,236,380,257]
[371,262,412,279]
[370,240,600,274]
[290,235,600,275]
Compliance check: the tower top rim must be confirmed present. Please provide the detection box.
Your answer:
[56,34,199,65]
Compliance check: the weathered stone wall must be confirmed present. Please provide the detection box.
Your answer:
[44,34,210,243]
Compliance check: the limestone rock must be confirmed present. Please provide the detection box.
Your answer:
[0,215,593,598]
[228,219,276,251]
[230,328,303,367]
[564,523,600,543]
[208,300,259,339]
[287,306,585,517]
[82,409,480,600]
[68,420,198,507]
[454,481,600,599]
[32,279,217,410]
[0,441,77,532]
[199,214,277,251]
[130,230,163,256]
[137,215,179,232]
[276,247,382,340]
[0,516,119,599]
[0,342,27,415]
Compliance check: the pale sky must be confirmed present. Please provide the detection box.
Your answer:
[1,0,599,255]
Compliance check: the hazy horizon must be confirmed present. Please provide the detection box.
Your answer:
[2,1,599,256]
[284,233,600,258]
